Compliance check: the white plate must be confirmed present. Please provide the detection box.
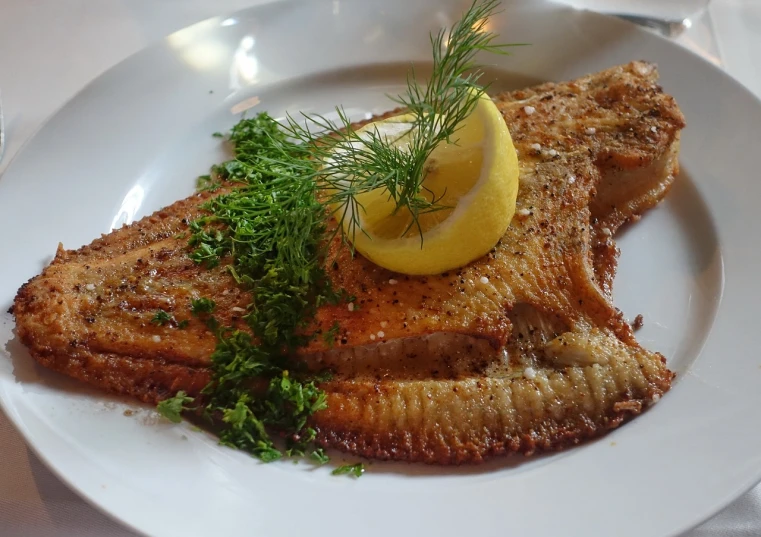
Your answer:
[1,1,760,536]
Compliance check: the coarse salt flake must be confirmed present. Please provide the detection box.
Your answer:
[85,283,96,291]
[601,227,612,237]
[231,307,246,313]
[585,127,596,135]
[650,126,657,132]
[523,367,537,380]
[547,149,558,157]
[377,331,385,338]
[567,175,576,184]
[479,276,489,284]
[347,302,354,312]
[517,208,531,217]
[635,63,652,76]
[651,393,661,403]
[388,279,398,285]
[523,105,535,115]
[370,334,376,341]
[530,143,541,151]
[152,335,161,343]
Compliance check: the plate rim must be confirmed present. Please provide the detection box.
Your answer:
[2,1,761,536]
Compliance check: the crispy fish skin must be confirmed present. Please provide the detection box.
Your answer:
[13,62,683,464]
[309,62,682,462]
[12,192,222,401]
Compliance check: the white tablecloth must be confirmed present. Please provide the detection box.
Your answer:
[1,1,759,535]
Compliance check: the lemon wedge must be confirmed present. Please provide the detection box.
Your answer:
[335,93,519,275]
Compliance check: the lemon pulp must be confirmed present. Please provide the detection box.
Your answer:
[336,93,519,275]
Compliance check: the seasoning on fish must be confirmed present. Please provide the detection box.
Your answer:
[12,61,684,464]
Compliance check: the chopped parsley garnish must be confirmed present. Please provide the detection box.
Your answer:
[190,297,216,315]
[157,391,194,423]
[155,0,515,471]
[177,319,190,329]
[184,118,339,461]
[322,321,341,348]
[151,309,172,326]
[311,448,330,465]
[196,174,221,192]
[332,463,366,478]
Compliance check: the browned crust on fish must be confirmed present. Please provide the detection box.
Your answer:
[317,364,670,464]
[312,345,673,464]
[13,61,683,464]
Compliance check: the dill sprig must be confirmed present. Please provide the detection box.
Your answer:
[277,0,517,242]
[166,0,516,467]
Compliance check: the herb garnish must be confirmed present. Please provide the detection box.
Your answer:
[322,321,341,348]
[311,448,330,465]
[151,309,173,326]
[190,297,216,315]
[279,0,519,242]
[332,463,366,478]
[157,391,195,423]
[157,0,514,470]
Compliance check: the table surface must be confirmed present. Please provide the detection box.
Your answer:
[1,1,760,536]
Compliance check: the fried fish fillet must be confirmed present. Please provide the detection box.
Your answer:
[13,61,684,464]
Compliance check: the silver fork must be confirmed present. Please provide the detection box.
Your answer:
[616,14,693,38]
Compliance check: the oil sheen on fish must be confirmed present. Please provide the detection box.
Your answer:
[13,62,684,464]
